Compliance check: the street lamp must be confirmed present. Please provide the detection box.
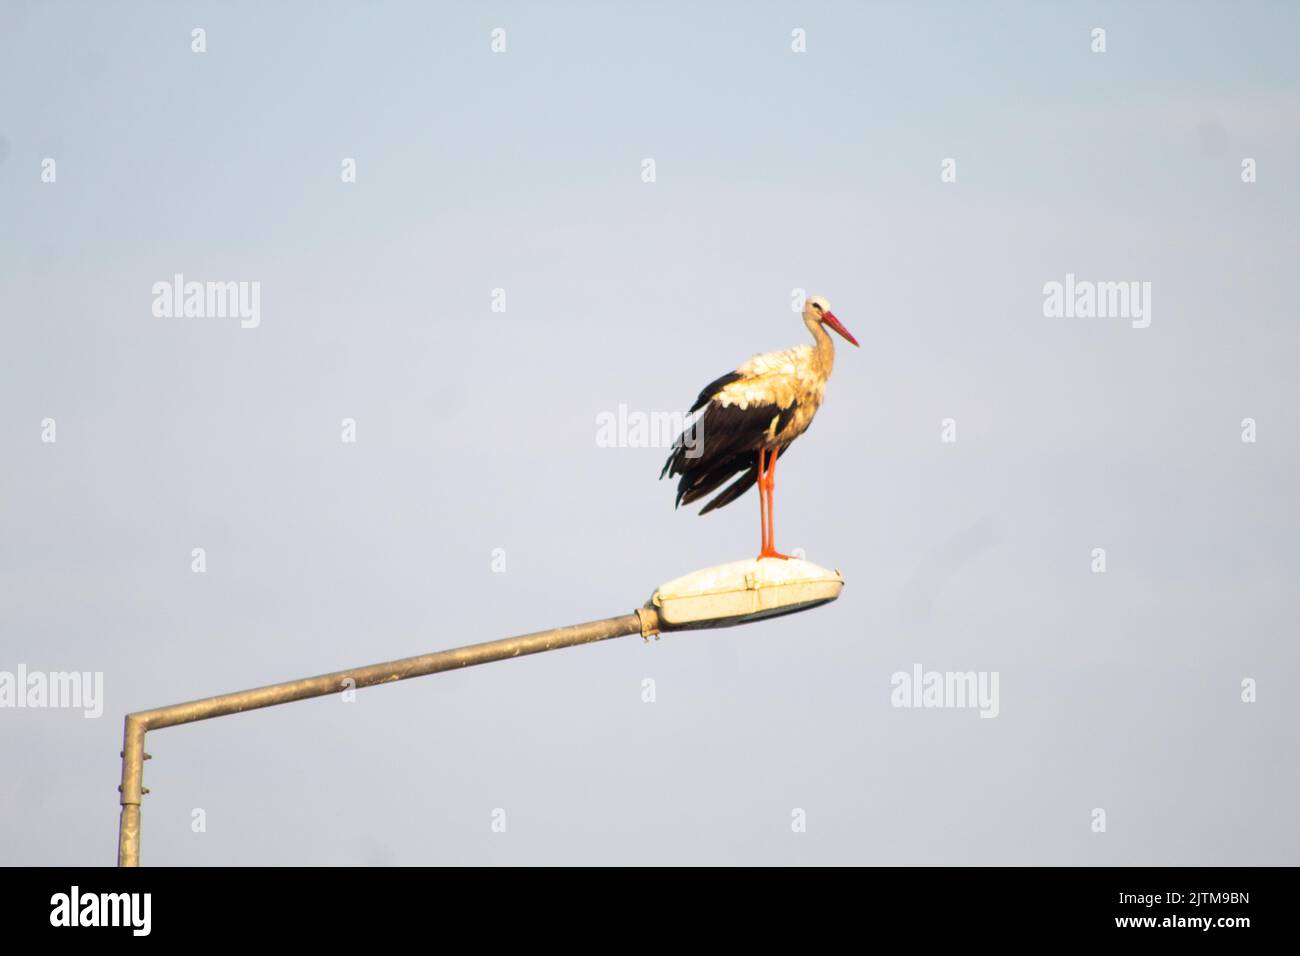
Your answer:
[116,557,845,866]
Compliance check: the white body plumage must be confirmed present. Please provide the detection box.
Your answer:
[712,343,830,449]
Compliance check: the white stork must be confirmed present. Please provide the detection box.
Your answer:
[661,295,858,560]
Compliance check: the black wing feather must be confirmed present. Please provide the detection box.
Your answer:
[689,372,743,414]
[697,462,760,515]
[661,380,798,514]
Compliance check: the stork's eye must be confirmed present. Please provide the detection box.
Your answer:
[813,303,823,312]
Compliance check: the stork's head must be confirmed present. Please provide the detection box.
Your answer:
[804,295,859,347]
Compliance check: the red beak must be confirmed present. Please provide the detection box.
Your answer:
[823,311,859,347]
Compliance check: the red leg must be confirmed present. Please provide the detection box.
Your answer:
[756,448,770,555]
[758,446,794,560]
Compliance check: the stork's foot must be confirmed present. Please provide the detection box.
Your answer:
[757,549,795,561]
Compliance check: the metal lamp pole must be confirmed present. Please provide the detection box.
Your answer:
[117,556,845,866]
[117,608,660,867]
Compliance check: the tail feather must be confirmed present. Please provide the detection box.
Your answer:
[698,466,759,514]
[676,451,754,508]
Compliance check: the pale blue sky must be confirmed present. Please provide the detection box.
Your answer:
[1,1,1296,864]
